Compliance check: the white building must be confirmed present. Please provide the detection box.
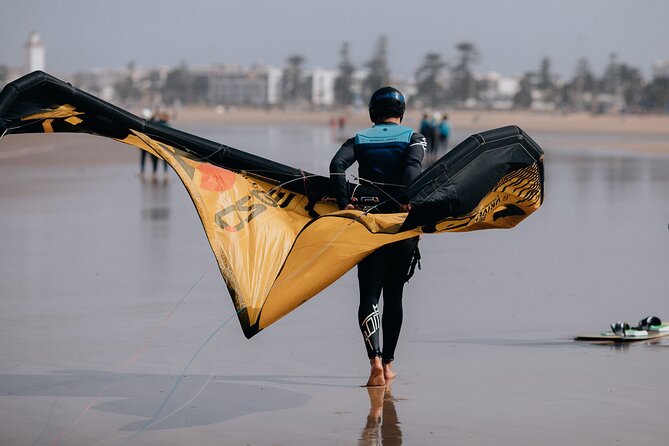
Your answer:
[476,72,520,110]
[309,68,337,107]
[652,59,669,79]
[208,64,283,107]
[266,66,283,106]
[25,32,45,73]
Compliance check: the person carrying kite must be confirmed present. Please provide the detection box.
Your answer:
[330,87,426,386]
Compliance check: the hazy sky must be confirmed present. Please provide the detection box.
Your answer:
[2,0,668,80]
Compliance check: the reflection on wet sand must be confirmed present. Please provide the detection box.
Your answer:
[2,129,669,445]
[141,178,171,222]
[577,338,668,351]
[359,384,402,445]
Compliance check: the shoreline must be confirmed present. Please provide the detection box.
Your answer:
[170,107,669,134]
[1,108,668,155]
[165,107,669,154]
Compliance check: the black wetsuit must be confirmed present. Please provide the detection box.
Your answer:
[329,122,425,362]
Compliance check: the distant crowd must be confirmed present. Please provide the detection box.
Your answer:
[419,112,451,160]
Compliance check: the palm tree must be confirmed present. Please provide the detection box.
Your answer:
[334,42,355,107]
[448,41,480,104]
[414,52,447,107]
[282,55,307,107]
[363,35,390,99]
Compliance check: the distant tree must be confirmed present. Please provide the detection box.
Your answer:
[162,61,192,105]
[142,69,163,104]
[334,42,355,107]
[535,57,559,104]
[596,55,645,111]
[567,58,597,110]
[641,76,669,112]
[556,83,573,110]
[538,57,554,91]
[282,54,308,106]
[448,41,480,104]
[414,52,447,107]
[600,53,621,95]
[0,65,8,86]
[114,60,141,104]
[618,64,644,110]
[363,35,390,99]
[573,58,596,94]
[192,74,210,104]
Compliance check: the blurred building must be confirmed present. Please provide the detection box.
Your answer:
[476,72,520,110]
[308,68,337,108]
[208,64,282,107]
[652,59,669,79]
[25,32,45,73]
[7,31,662,113]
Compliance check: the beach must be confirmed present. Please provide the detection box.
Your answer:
[1,115,668,445]
[171,108,669,153]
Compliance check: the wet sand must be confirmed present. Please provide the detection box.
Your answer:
[1,123,668,445]
[172,107,669,153]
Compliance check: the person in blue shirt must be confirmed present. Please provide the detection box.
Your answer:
[330,87,426,386]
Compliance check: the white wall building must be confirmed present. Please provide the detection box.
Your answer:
[652,59,669,79]
[309,68,337,107]
[266,66,283,106]
[477,72,520,110]
[208,64,283,107]
[25,32,45,73]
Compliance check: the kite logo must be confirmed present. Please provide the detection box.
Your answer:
[270,190,297,208]
[474,196,501,223]
[214,189,279,232]
[361,305,381,350]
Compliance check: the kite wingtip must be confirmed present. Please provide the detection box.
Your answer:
[236,307,261,339]
[241,324,261,339]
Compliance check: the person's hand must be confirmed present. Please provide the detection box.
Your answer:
[345,204,357,210]
[400,203,412,212]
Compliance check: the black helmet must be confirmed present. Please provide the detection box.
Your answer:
[368,87,406,123]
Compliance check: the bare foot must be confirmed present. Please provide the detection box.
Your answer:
[366,357,385,387]
[383,362,397,380]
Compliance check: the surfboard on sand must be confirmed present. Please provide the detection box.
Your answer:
[575,317,669,343]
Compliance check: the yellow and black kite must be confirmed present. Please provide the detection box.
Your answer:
[0,72,544,338]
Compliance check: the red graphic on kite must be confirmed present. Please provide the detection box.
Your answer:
[197,164,236,192]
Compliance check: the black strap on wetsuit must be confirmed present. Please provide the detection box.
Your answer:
[405,237,421,282]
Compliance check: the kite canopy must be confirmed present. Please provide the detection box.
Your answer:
[0,71,544,338]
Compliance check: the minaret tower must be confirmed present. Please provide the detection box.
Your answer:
[25,32,45,73]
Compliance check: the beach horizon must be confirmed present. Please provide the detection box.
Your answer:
[158,107,669,154]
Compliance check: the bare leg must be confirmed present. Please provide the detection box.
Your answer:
[366,357,385,387]
[383,361,397,380]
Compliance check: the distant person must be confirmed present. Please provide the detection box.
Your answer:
[139,140,160,181]
[437,113,452,151]
[140,111,170,182]
[330,87,425,387]
[419,113,437,158]
[338,115,347,131]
